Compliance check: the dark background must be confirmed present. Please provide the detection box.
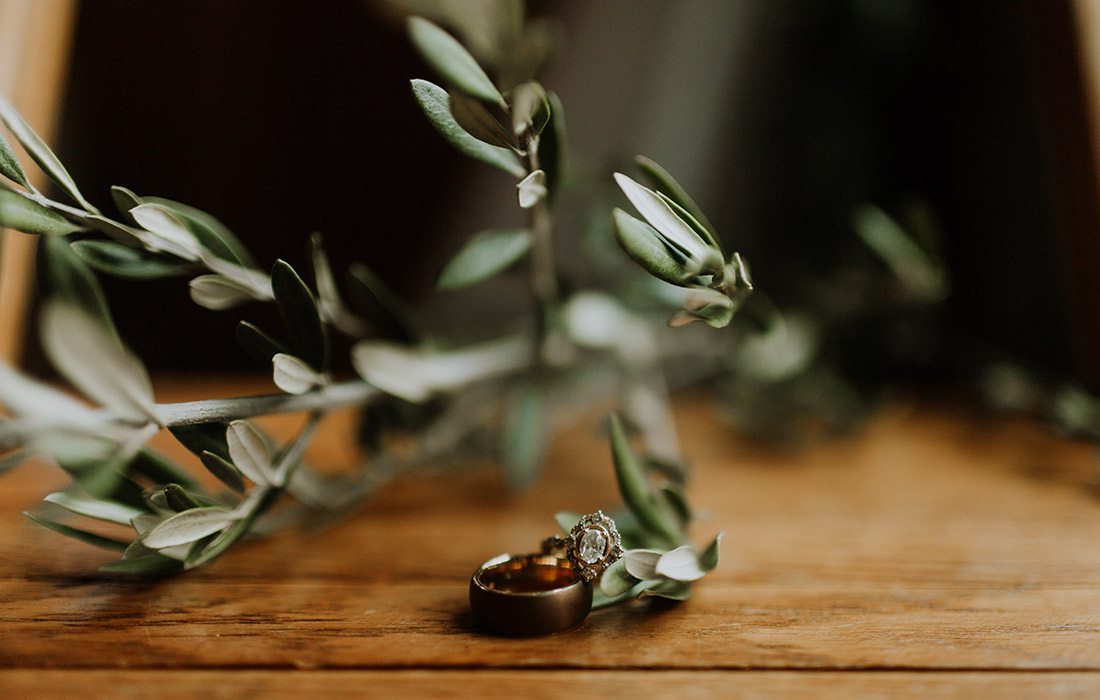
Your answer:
[29,0,1100,392]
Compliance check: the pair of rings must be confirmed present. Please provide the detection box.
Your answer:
[469,511,623,636]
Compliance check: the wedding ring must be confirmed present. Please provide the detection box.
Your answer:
[469,553,593,635]
[468,512,623,635]
[542,510,624,582]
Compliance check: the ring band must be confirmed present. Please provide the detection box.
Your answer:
[469,553,593,636]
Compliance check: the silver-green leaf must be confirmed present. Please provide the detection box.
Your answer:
[0,131,29,187]
[0,188,81,236]
[0,97,96,211]
[407,16,504,105]
[410,79,525,177]
[612,208,689,285]
[142,507,236,549]
[437,228,531,289]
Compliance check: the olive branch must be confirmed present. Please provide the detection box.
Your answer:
[0,3,745,605]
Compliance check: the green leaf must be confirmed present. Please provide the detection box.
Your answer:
[0,448,30,477]
[0,97,96,211]
[42,491,145,526]
[500,383,547,490]
[0,188,81,235]
[128,449,200,490]
[0,131,29,187]
[23,512,129,551]
[655,545,706,582]
[71,239,191,279]
[612,208,689,285]
[437,228,531,289]
[40,301,158,424]
[144,196,254,267]
[110,185,142,224]
[659,485,692,525]
[449,92,514,148]
[346,263,418,343]
[623,548,662,580]
[639,579,692,602]
[614,173,718,271]
[598,558,639,597]
[130,203,203,261]
[184,490,279,570]
[272,353,322,395]
[510,81,550,138]
[609,414,680,546]
[271,260,327,371]
[407,17,504,105]
[410,79,525,177]
[235,320,288,365]
[199,451,246,494]
[170,422,231,461]
[658,190,721,254]
[142,507,236,549]
[538,91,565,199]
[40,236,116,335]
[189,274,258,310]
[700,532,722,571]
[635,155,717,241]
[226,420,276,487]
[163,484,203,512]
[99,554,184,576]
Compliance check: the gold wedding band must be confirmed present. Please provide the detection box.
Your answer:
[469,553,592,635]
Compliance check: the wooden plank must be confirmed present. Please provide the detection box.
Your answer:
[1,670,1098,699]
[1,381,1099,671]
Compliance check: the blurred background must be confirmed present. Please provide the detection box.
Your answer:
[4,0,1100,403]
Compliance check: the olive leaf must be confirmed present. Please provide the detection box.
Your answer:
[190,274,258,310]
[614,172,721,274]
[639,580,692,601]
[236,320,288,365]
[142,507,237,549]
[623,549,662,580]
[272,353,323,395]
[226,420,277,487]
[144,196,253,266]
[612,208,690,285]
[163,484,203,512]
[0,131,29,187]
[500,383,547,489]
[700,532,722,571]
[608,413,680,546]
[272,260,327,371]
[516,169,546,208]
[41,237,118,336]
[410,79,525,177]
[199,451,246,494]
[449,92,514,149]
[654,545,706,582]
[42,490,145,526]
[510,81,550,138]
[99,554,183,576]
[538,91,565,198]
[40,302,159,425]
[598,558,638,597]
[71,239,192,279]
[0,96,96,211]
[0,188,81,236]
[635,155,716,240]
[437,228,531,290]
[23,512,129,551]
[110,185,142,223]
[407,16,505,106]
[170,422,231,462]
[130,203,203,261]
[347,262,419,343]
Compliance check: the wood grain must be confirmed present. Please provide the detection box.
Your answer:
[1,670,1098,700]
[2,377,1099,694]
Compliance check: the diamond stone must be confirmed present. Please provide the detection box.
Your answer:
[577,528,608,564]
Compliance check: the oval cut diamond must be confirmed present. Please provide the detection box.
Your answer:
[578,528,608,564]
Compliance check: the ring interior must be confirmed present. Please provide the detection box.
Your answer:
[476,554,580,594]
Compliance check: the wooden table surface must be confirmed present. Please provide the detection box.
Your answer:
[2,377,1100,697]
